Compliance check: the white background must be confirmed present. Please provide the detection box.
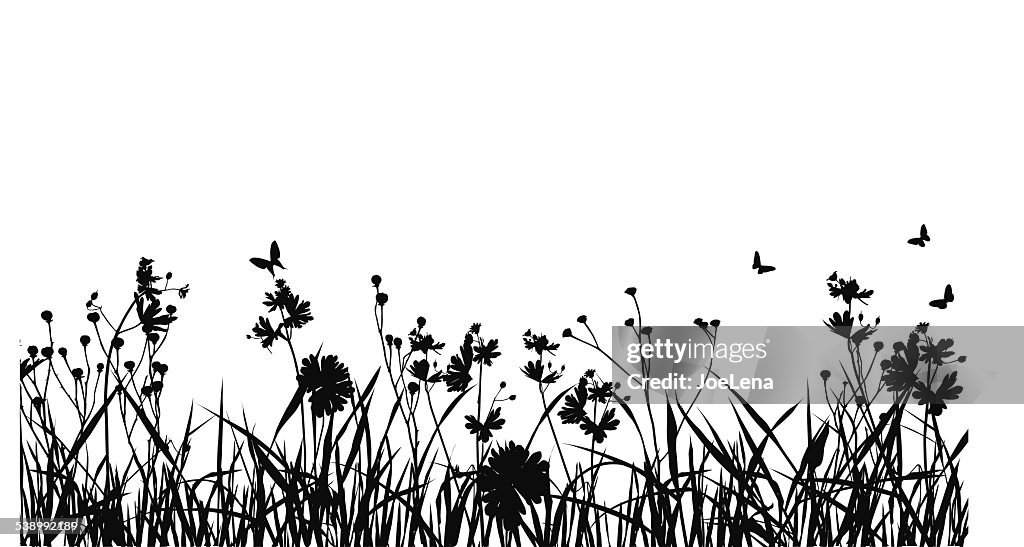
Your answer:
[2,2,1023,544]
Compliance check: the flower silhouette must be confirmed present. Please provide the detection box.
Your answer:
[249,316,279,349]
[136,298,177,334]
[473,338,502,366]
[478,442,550,529]
[587,382,615,403]
[409,332,445,355]
[824,310,875,345]
[522,330,559,356]
[281,292,313,329]
[827,274,874,305]
[881,343,920,394]
[521,360,562,384]
[298,353,355,417]
[558,378,588,424]
[464,407,506,443]
[913,371,964,415]
[263,281,291,312]
[580,408,620,444]
[921,338,955,366]
[136,257,162,300]
[407,359,442,383]
[443,333,474,392]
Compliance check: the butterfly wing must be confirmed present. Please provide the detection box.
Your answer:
[944,284,954,302]
[921,224,930,242]
[929,299,948,309]
[752,251,761,270]
[907,237,923,246]
[270,241,280,262]
[250,257,271,270]
[758,265,776,274]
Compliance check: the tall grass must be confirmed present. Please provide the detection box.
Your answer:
[19,249,967,546]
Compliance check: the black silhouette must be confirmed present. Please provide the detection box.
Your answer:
[442,332,474,392]
[18,242,969,546]
[249,240,285,276]
[930,283,955,309]
[465,407,505,443]
[297,352,355,417]
[752,250,776,274]
[908,223,931,247]
[477,442,550,531]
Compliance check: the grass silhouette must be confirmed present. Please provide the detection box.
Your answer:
[19,249,967,546]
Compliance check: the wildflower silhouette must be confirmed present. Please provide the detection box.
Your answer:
[472,338,501,366]
[521,359,562,384]
[298,353,355,417]
[477,441,550,530]
[18,241,970,546]
[522,329,559,355]
[442,332,474,392]
[580,408,620,443]
[558,377,589,424]
[464,407,505,443]
[408,358,443,383]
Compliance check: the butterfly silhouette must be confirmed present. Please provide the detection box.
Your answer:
[250,241,285,277]
[907,224,930,247]
[752,251,776,274]
[929,284,954,309]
